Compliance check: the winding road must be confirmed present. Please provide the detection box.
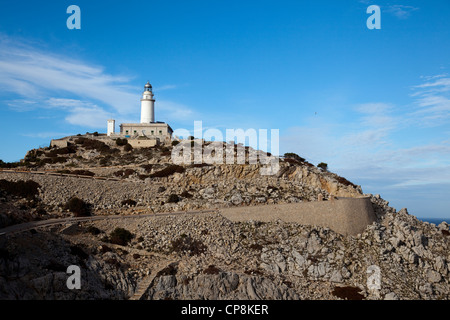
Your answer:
[0,209,217,236]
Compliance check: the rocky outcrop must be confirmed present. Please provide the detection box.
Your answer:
[0,158,362,218]
[1,140,447,300]
[1,207,449,300]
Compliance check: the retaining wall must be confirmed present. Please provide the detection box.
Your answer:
[219,197,376,236]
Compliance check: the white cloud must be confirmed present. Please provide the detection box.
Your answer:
[385,5,419,19]
[22,132,73,139]
[0,35,194,127]
[155,84,178,91]
[410,75,450,126]
[45,98,113,128]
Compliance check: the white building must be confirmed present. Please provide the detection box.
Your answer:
[107,82,173,147]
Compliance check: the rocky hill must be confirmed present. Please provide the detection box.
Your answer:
[0,135,362,226]
[0,135,449,300]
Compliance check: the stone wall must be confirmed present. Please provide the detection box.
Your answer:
[50,139,68,148]
[128,139,158,149]
[219,197,376,236]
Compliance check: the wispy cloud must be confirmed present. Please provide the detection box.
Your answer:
[0,35,194,128]
[155,84,178,91]
[385,5,419,19]
[22,132,73,139]
[45,98,113,128]
[410,75,450,126]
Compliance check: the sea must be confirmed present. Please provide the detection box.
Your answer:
[418,217,450,226]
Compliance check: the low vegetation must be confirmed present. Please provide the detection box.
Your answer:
[114,169,135,178]
[64,197,91,217]
[170,234,207,256]
[203,265,221,275]
[284,152,305,163]
[317,162,328,172]
[150,165,185,178]
[0,179,41,199]
[74,137,112,154]
[124,143,133,152]
[115,138,128,146]
[57,170,95,176]
[108,227,134,246]
[167,194,180,203]
[331,286,364,300]
[121,199,137,207]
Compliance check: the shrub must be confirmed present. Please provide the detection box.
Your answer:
[331,286,364,300]
[86,226,102,235]
[46,146,77,158]
[93,132,99,137]
[203,265,220,275]
[167,194,180,203]
[64,197,91,217]
[335,176,357,188]
[124,143,133,152]
[0,161,20,169]
[249,243,263,251]
[115,138,128,146]
[70,245,89,260]
[318,162,328,172]
[114,169,135,178]
[109,227,134,246]
[74,138,110,154]
[141,164,153,172]
[150,165,185,178]
[180,190,193,198]
[99,156,111,166]
[284,158,300,165]
[170,235,206,256]
[284,152,305,162]
[0,180,41,199]
[49,157,67,164]
[121,199,137,207]
[156,263,178,276]
[133,253,141,260]
[71,170,95,177]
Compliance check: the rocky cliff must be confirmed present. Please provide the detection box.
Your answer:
[0,137,448,300]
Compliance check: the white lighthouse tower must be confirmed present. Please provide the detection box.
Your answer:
[140,81,155,123]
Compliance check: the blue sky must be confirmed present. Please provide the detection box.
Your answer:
[0,1,449,219]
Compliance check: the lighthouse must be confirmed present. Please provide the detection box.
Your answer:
[106,81,173,147]
[140,81,155,123]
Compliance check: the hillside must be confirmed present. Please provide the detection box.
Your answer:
[0,134,362,226]
[0,134,449,300]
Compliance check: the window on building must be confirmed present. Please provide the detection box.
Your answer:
[134,130,137,134]
[125,130,129,134]
[159,130,162,135]
[151,130,154,135]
